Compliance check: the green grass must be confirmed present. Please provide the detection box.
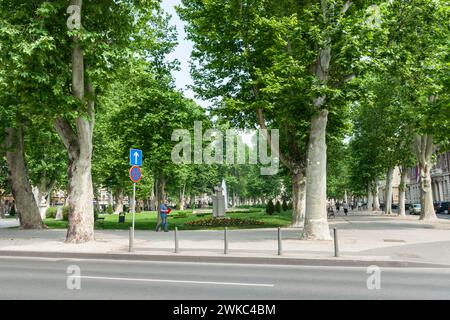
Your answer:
[43,209,292,231]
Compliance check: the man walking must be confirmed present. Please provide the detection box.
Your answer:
[156,201,170,232]
[343,201,349,216]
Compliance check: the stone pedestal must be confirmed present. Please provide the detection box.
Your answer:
[212,186,226,218]
[55,206,64,220]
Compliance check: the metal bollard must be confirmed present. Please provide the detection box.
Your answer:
[224,227,228,255]
[278,227,283,256]
[333,228,339,257]
[174,227,179,253]
[129,226,134,252]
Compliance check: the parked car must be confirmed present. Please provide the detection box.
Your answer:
[380,203,399,210]
[409,203,421,215]
[435,202,450,214]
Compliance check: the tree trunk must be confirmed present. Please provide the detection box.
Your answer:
[384,168,394,215]
[156,174,167,224]
[0,196,4,219]
[114,188,124,214]
[55,0,94,243]
[178,184,185,211]
[64,152,94,242]
[367,182,373,211]
[149,181,156,211]
[373,178,380,211]
[4,127,44,229]
[291,169,305,227]
[413,134,437,220]
[303,109,331,240]
[398,167,407,217]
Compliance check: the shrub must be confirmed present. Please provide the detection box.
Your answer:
[275,201,281,213]
[288,201,293,210]
[266,200,274,215]
[282,200,288,212]
[62,206,69,221]
[184,217,264,227]
[46,207,57,219]
[106,204,114,214]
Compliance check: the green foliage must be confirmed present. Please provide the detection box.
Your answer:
[46,207,57,219]
[288,201,293,210]
[282,200,288,212]
[106,205,114,215]
[266,200,274,216]
[62,206,69,221]
[275,201,281,213]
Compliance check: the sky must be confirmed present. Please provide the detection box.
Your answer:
[160,0,208,108]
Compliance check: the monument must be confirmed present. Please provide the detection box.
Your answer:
[212,186,226,218]
[221,179,228,211]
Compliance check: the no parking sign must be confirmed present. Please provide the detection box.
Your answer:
[129,165,141,183]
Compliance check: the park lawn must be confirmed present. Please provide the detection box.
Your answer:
[43,209,292,231]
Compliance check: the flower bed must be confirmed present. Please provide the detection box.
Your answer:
[184,217,264,227]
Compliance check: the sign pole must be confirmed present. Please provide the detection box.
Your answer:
[132,182,136,230]
[130,182,136,252]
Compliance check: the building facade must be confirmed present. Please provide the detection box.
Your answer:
[406,151,450,204]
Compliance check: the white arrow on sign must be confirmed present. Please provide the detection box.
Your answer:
[133,152,139,164]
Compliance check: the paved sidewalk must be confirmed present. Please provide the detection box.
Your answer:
[1,212,450,266]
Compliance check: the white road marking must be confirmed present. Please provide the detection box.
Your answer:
[77,275,275,287]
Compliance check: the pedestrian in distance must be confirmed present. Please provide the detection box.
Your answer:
[336,202,340,213]
[343,202,349,216]
[156,201,171,232]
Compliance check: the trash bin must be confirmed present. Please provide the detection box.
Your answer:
[118,213,125,223]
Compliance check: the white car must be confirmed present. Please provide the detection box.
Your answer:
[409,204,421,215]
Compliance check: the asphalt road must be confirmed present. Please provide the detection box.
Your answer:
[0,256,449,300]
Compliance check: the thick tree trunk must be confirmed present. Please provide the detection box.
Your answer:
[413,134,437,220]
[114,188,124,214]
[303,109,331,240]
[384,168,394,215]
[4,127,44,229]
[64,153,94,242]
[398,167,407,217]
[367,183,373,211]
[291,169,305,227]
[373,179,380,211]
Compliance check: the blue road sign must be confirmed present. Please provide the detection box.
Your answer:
[129,149,143,166]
